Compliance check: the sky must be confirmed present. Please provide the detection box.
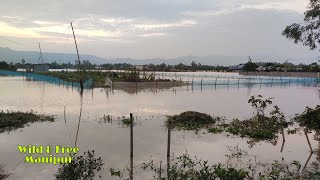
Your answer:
[0,0,318,61]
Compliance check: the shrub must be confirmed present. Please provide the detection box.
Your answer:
[167,111,220,130]
[55,150,104,180]
[294,105,320,131]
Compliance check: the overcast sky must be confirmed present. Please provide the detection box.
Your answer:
[0,0,318,61]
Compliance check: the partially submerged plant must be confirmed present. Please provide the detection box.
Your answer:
[293,105,320,151]
[225,95,290,141]
[141,153,248,180]
[258,160,302,179]
[248,95,273,117]
[121,116,134,127]
[0,110,54,133]
[167,111,222,131]
[207,127,224,134]
[55,150,104,180]
[110,168,123,178]
[294,105,320,131]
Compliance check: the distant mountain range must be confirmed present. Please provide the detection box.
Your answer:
[0,47,317,66]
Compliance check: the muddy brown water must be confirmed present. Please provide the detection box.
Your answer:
[0,75,320,179]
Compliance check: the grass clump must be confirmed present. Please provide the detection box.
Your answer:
[120,116,134,127]
[208,127,224,134]
[294,105,320,131]
[141,153,248,180]
[167,111,221,131]
[55,150,104,180]
[0,110,54,133]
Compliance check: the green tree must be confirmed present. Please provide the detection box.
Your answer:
[243,61,257,72]
[282,0,320,50]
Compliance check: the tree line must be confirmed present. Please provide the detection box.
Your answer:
[2,60,320,73]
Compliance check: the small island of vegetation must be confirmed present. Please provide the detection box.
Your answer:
[0,110,54,133]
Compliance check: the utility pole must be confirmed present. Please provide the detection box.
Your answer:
[70,22,84,92]
[38,43,43,64]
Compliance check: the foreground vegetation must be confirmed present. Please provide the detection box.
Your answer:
[55,150,104,180]
[0,110,54,133]
[110,152,320,180]
[0,165,10,180]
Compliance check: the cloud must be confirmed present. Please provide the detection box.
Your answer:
[0,22,43,38]
[0,0,315,60]
[138,33,168,37]
[134,20,197,30]
[181,0,308,19]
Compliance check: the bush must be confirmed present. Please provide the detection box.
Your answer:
[55,150,104,180]
[294,106,320,131]
[167,111,220,130]
[142,153,248,180]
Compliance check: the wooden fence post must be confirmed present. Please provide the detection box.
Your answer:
[305,128,313,152]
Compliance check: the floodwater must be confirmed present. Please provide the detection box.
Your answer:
[0,74,320,179]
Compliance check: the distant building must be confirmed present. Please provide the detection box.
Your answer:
[25,64,49,73]
[134,65,150,71]
[256,66,266,71]
[229,64,245,71]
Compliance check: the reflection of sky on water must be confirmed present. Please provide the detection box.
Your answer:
[0,75,320,179]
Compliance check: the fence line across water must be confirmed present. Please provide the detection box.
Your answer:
[0,70,93,89]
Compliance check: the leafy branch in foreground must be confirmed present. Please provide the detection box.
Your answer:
[282,0,320,50]
[138,154,319,180]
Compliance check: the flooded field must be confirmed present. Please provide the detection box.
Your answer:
[1,74,320,179]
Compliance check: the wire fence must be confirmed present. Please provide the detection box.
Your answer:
[0,70,92,89]
[140,71,319,87]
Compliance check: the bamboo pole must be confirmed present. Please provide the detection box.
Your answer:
[64,106,66,124]
[305,128,313,152]
[187,79,189,91]
[282,127,286,142]
[70,22,83,93]
[167,119,172,179]
[130,113,133,180]
[191,78,193,91]
[38,43,43,64]
[159,160,162,179]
